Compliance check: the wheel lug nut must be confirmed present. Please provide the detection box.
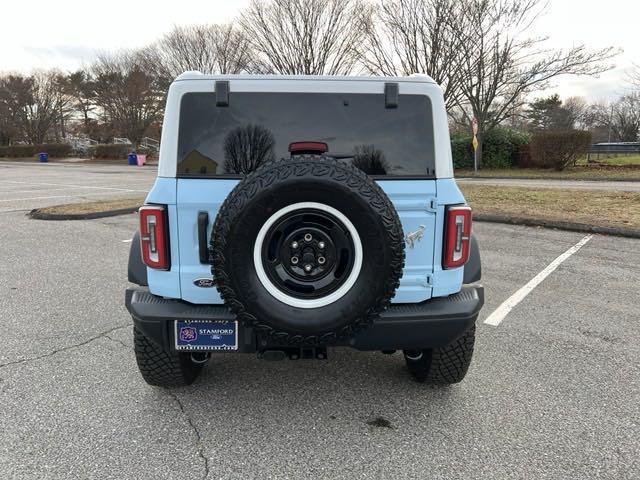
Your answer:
[304,233,312,242]
[304,264,312,272]
[318,241,325,249]
[317,256,326,265]
[291,241,299,249]
[291,256,299,265]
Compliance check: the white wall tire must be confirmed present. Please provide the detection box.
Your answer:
[253,202,363,309]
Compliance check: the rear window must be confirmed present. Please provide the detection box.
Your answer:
[177,92,435,177]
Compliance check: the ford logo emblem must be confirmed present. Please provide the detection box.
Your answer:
[193,278,215,288]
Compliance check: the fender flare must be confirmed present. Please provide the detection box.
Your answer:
[463,234,481,284]
[128,231,148,286]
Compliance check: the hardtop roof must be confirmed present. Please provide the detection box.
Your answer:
[174,71,436,84]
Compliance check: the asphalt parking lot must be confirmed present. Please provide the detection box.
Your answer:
[0,163,639,479]
[0,161,156,213]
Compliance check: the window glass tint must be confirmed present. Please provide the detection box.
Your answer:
[177,92,434,177]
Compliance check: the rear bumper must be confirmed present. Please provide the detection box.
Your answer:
[125,286,484,352]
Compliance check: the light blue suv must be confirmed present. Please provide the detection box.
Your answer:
[126,73,483,387]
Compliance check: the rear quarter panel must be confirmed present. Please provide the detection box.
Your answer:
[432,178,467,296]
[144,177,181,299]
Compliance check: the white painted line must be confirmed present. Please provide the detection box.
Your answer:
[0,208,31,214]
[0,191,143,203]
[484,234,594,327]
[122,239,133,243]
[0,180,148,193]
[0,187,78,196]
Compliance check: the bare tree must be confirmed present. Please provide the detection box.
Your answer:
[240,0,366,75]
[609,94,640,142]
[563,96,589,130]
[149,24,253,85]
[223,124,276,174]
[67,70,96,129]
[358,0,465,109]
[0,74,32,145]
[10,71,73,144]
[351,144,389,175]
[582,101,612,143]
[451,0,617,166]
[91,50,164,147]
[626,63,640,91]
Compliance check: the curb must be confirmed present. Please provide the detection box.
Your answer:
[457,175,640,182]
[29,206,139,221]
[474,214,640,239]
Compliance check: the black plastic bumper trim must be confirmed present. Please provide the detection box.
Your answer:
[125,286,484,352]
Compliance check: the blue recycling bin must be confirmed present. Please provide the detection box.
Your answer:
[127,152,137,166]
[39,152,48,163]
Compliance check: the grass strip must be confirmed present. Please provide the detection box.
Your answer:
[456,166,640,180]
[31,197,145,218]
[460,184,640,230]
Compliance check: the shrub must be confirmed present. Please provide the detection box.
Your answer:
[482,128,530,168]
[451,128,530,169]
[0,143,72,158]
[451,135,474,169]
[88,144,132,159]
[0,145,37,157]
[516,144,533,168]
[530,129,592,171]
[42,143,72,157]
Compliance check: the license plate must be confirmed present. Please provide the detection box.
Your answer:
[174,320,238,351]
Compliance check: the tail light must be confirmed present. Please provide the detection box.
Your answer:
[443,206,472,269]
[139,205,170,270]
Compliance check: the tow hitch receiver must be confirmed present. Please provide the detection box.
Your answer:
[258,347,328,361]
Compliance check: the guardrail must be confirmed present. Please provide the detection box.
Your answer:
[588,142,640,161]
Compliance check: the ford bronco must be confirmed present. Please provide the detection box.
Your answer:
[125,73,484,388]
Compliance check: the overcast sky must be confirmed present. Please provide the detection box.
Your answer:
[2,0,638,102]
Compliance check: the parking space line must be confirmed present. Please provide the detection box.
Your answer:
[484,234,594,326]
[0,180,148,193]
[0,191,143,203]
[0,187,79,196]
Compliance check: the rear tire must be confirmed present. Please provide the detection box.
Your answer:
[133,326,205,387]
[403,324,475,384]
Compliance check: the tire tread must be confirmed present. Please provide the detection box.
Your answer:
[210,156,405,345]
[133,326,202,387]
[405,324,476,384]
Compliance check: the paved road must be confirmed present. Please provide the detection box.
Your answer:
[0,161,156,213]
[0,165,638,479]
[457,176,640,191]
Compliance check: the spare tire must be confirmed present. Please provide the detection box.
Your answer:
[211,156,404,345]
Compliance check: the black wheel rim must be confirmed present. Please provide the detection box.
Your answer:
[260,208,356,300]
